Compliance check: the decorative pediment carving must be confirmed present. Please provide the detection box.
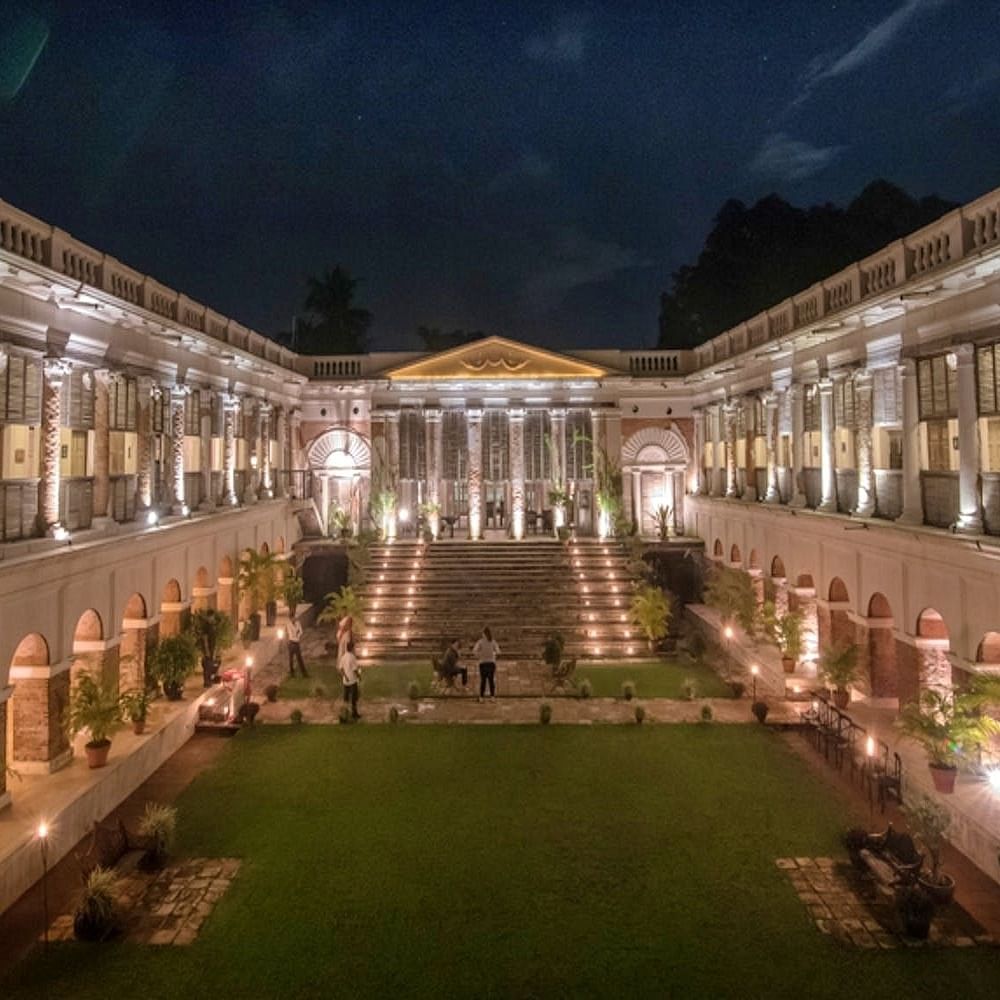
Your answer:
[387,336,606,381]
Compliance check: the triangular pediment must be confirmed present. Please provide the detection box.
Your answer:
[387,336,606,381]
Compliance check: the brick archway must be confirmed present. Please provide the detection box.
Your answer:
[865,593,897,701]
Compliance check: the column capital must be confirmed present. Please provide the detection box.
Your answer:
[384,408,401,423]
[43,357,72,382]
[898,356,917,377]
[761,390,779,409]
[423,407,442,423]
[222,391,241,412]
[852,367,873,387]
[817,377,835,395]
[92,367,114,389]
[550,407,567,419]
[466,407,483,422]
[508,407,526,422]
[951,342,976,367]
[258,401,273,416]
[170,383,191,403]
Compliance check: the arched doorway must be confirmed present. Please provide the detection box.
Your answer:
[822,577,853,651]
[865,593,897,702]
[914,608,951,699]
[160,579,186,637]
[120,592,152,694]
[621,426,689,537]
[7,632,71,774]
[72,608,118,691]
[305,428,372,535]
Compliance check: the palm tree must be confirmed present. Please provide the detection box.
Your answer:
[297,266,373,355]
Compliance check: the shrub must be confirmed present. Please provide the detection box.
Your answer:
[700,704,713,723]
[338,705,353,725]
[621,680,636,702]
[289,708,304,725]
[67,674,122,747]
[682,678,697,701]
[264,684,279,703]
[138,803,176,869]
[148,633,198,699]
[74,867,120,941]
[634,704,646,724]
[408,680,421,701]
[389,705,400,724]
[313,684,328,698]
[578,678,593,700]
[539,702,552,725]
[752,700,769,724]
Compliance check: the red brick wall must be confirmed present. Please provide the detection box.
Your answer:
[12,673,70,763]
[869,628,898,699]
[896,641,921,708]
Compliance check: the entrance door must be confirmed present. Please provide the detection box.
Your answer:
[483,480,508,530]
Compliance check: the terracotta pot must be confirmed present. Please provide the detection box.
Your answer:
[132,719,146,736]
[833,688,850,709]
[781,656,796,674]
[918,873,955,906]
[85,740,111,768]
[929,763,958,794]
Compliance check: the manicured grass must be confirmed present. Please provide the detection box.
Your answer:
[575,658,733,698]
[5,727,1000,998]
[280,658,432,700]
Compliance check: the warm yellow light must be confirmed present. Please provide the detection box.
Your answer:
[245,655,254,668]
[866,736,875,758]
[37,822,48,840]
[277,628,285,641]
[750,664,759,676]
[723,625,734,639]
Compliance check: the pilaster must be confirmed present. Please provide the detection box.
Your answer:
[92,368,112,523]
[817,378,837,512]
[509,408,526,539]
[9,661,73,773]
[466,408,483,540]
[953,343,983,534]
[39,357,71,534]
[763,392,780,504]
[853,369,876,518]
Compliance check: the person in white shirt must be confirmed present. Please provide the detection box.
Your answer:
[286,617,308,678]
[472,626,500,700]
[338,639,362,720]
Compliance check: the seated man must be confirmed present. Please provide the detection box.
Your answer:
[440,638,469,687]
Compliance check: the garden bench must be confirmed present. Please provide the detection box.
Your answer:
[75,818,145,877]
[858,825,923,892]
[547,657,577,694]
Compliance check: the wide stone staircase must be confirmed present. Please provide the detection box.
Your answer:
[357,538,643,663]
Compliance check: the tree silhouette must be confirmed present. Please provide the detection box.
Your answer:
[294,266,373,355]
[657,180,956,349]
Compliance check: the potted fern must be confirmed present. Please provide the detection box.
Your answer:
[121,688,151,735]
[905,794,954,905]
[67,674,122,768]
[189,608,234,687]
[318,584,365,634]
[775,611,804,674]
[629,583,672,653]
[148,633,198,701]
[819,642,860,708]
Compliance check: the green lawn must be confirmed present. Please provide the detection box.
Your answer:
[280,659,432,699]
[5,727,999,998]
[575,658,733,698]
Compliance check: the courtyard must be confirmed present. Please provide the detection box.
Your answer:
[3,725,999,999]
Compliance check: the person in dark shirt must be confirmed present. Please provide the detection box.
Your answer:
[440,638,468,687]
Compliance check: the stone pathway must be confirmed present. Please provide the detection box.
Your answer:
[777,856,996,949]
[45,857,240,946]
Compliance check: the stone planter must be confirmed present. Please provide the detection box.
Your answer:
[833,688,850,710]
[781,656,796,674]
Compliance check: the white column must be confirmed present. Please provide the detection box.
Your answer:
[953,343,983,534]
[466,408,483,540]
[550,408,567,527]
[788,384,807,508]
[424,408,442,538]
[135,375,155,513]
[818,378,837,512]
[853,369,876,518]
[763,392,780,504]
[386,410,400,539]
[319,474,331,535]
[169,384,189,514]
[288,408,302,497]
[274,405,288,497]
[710,402,723,496]
[741,394,757,502]
[259,403,274,499]
[40,357,71,535]
[221,393,238,506]
[896,359,924,525]
[724,401,738,498]
[92,369,112,523]
[243,399,260,504]
[692,409,704,495]
[509,407,526,539]
[199,391,214,511]
[631,469,643,534]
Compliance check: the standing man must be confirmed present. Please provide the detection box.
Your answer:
[339,639,361,720]
[287,616,309,678]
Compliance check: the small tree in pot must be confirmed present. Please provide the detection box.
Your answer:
[280,569,305,614]
[896,687,998,794]
[774,611,805,674]
[148,633,198,701]
[67,674,123,768]
[189,608,234,688]
[819,642,860,708]
[629,583,672,653]
[905,793,954,905]
[121,688,151,735]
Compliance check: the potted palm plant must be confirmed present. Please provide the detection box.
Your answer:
[819,641,860,707]
[238,550,275,637]
[67,674,122,768]
[121,688,151,735]
[629,583,672,653]
[280,568,305,614]
[190,608,235,687]
[318,584,365,634]
[148,633,198,701]
[896,687,998,794]
[650,504,673,541]
[905,793,955,905]
[775,611,805,674]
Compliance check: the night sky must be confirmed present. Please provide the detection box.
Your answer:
[1,1,999,351]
